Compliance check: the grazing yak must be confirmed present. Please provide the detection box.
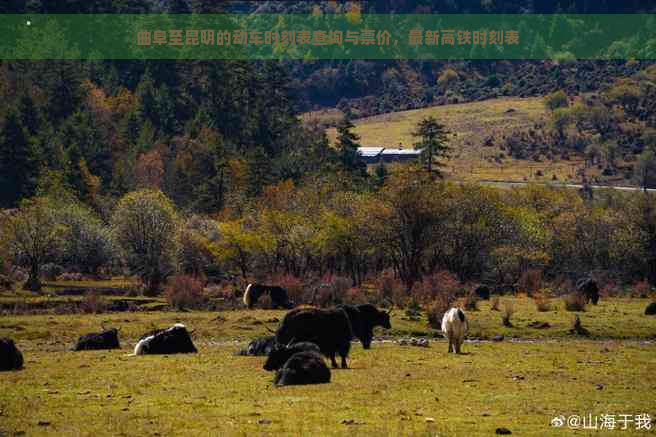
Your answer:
[235,335,277,356]
[576,277,600,305]
[275,307,352,368]
[73,327,121,351]
[0,337,24,371]
[263,341,321,371]
[243,284,293,309]
[441,308,468,354]
[273,351,331,386]
[133,323,197,355]
[474,285,491,300]
[337,304,392,349]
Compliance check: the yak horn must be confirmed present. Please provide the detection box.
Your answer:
[287,337,295,347]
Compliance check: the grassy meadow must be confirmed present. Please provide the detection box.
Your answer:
[325,96,593,184]
[2,290,656,436]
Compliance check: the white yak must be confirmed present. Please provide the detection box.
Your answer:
[441,308,468,354]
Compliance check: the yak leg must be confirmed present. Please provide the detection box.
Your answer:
[340,355,348,369]
[447,333,452,353]
[330,353,339,369]
[455,338,462,354]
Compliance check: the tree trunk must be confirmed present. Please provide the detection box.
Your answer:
[24,264,42,291]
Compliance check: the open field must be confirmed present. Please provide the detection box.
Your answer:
[1,290,656,436]
[326,97,592,184]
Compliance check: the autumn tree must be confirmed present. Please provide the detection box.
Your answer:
[4,197,63,291]
[111,189,178,294]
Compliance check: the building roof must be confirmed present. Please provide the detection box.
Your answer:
[357,147,385,157]
[357,146,422,157]
[380,148,422,156]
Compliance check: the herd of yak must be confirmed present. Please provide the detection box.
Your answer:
[4,277,654,384]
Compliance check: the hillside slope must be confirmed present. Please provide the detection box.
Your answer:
[327,96,587,183]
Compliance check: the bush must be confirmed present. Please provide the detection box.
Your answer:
[534,294,552,312]
[463,292,479,311]
[545,90,569,111]
[41,263,64,281]
[501,301,514,327]
[270,273,306,304]
[490,296,500,311]
[80,292,107,314]
[344,287,368,305]
[564,293,586,312]
[373,269,403,305]
[164,275,207,310]
[427,293,454,330]
[632,279,651,298]
[412,271,463,304]
[517,269,542,295]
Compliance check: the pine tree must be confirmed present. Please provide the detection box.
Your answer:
[412,116,451,178]
[0,110,38,207]
[336,115,366,177]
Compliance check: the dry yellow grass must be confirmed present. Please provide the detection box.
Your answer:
[326,97,587,183]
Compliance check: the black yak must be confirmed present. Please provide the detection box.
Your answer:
[273,351,331,386]
[263,341,321,371]
[133,323,197,355]
[0,337,24,371]
[577,277,600,305]
[474,285,491,300]
[275,307,352,368]
[235,335,276,356]
[338,304,392,349]
[645,302,656,315]
[243,284,293,309]
[73,328,120,351]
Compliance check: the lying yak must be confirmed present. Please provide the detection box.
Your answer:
[263,341,321,371]
[133,323,197,355]
[441,308,468,354]
[337,304,392,349]
[73,327,121,351]
[474,285,491,300]
[274,351,331,386]
[577,277,600,305]
[0,337,24,371]
[243,284,294,309]
[276,307,352,368]
[235,335,276,356]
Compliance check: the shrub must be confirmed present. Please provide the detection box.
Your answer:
[373,269,403,305]
[564,293,585,311]
[501,301,514,327]
[41,263,63,281]
[517,269,542,295]
[344,287,367,305]
[270,273,306,304]
[463,292,479,311]
[564,293,586,312]
[80,292,107,314]
[534,294,552,312]
[632,279,651,298]
[544,90,569,111]
[164,275,207,310]
[490,296,500,311]
[427,293,454,330]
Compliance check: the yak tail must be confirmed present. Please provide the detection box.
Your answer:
[243,283,253,307]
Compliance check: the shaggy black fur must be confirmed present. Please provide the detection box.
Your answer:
[276,307,352,368]
[274,351,331,386]
[0,337,23,371]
